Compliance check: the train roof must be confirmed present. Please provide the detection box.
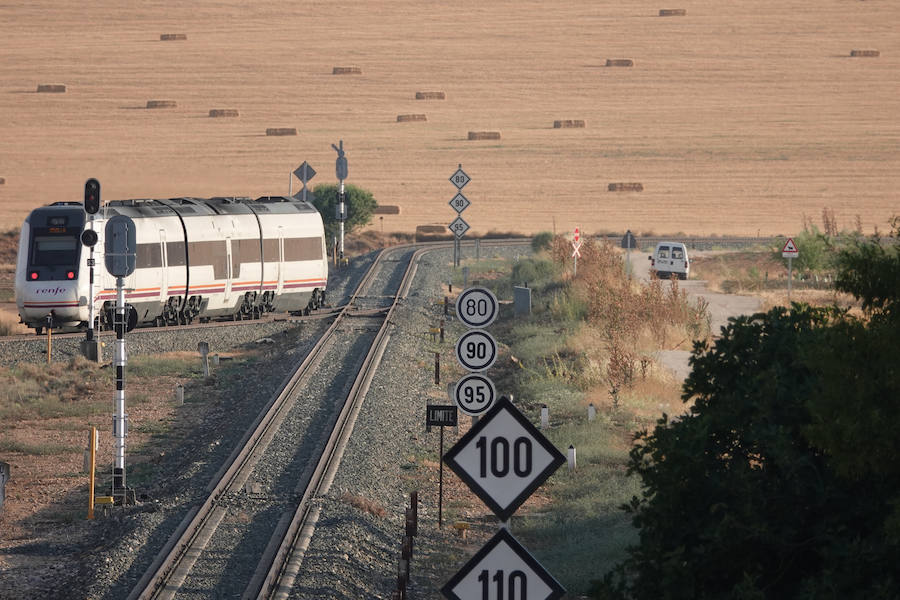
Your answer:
[97,196,320,219]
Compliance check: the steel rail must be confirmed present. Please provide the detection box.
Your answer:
[252,246,425,599]
[127,246,402,600]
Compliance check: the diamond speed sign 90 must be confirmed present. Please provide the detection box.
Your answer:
[455,287,498,329]
[454,373,496,416]
[455,330,497,372]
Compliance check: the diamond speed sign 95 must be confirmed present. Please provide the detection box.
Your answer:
[455,287,499,328]
[454,373,496,417]
[455,330,497,372]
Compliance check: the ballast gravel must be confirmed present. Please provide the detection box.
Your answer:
[0,243,531,599]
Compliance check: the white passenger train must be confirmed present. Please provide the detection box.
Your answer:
[15,196,328,333]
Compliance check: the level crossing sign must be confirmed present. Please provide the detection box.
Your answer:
[443,396,565,521]
[441,528,566,600]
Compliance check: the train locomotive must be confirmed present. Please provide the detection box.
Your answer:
[15,196,328,334]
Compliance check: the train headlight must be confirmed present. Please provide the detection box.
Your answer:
[30,271,39,280]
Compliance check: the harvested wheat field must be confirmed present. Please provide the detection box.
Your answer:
[0,0,898,237]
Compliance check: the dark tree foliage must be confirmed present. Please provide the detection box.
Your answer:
[592,236,900,600]
[308,183,376,241]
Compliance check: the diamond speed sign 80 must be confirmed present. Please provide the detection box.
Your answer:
[455,287,499,329]
[455,330,497,372]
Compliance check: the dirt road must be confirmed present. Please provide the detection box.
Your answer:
[628,248,762,382]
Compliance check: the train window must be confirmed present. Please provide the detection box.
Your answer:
[136,243,163,269]
[284,237,324,261]
[30,235,79,266]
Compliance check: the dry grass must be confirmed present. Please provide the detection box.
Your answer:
[339,491,387,518]
[0,309,28,335]
[0,0,898,238]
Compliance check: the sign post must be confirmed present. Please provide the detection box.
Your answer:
[82,179,101,361]
[572,227,582,276]
[105,215,137,505]
[427,405,458,529]
[782,237,799,303]
[449,165,471,267]
[621,229,637,278]
[332,140,348,263]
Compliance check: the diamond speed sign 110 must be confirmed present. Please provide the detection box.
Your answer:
[455,287,499,329]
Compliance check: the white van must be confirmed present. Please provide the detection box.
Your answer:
[649,242,690,280]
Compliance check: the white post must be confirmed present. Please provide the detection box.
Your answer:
[175,383,184,406]
[540,404,549,429]
[588,403,596,422]
[787,256,793,304]
[567,445,577,471]
[113,277,127,495]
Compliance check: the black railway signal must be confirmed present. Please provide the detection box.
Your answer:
[84,178,101,214]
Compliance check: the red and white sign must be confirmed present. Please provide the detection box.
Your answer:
[782,238,799,258]
[571,242,582,259]
[574,227,580,243]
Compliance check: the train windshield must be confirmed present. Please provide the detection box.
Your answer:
[30,234,80,266]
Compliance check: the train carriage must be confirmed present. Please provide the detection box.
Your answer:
[16,196,327,333]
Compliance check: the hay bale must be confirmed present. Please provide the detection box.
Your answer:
[209,109,240,118]
[850,50,880,57]
[606,59,634,67]
[374,205,401,215]
[146,100,177,108]
[608,182,644,192]
[36,84,66,93]
[160,33,187,41]
[265,127,297,136]
[0,177,5,185]
[415,91,446,100]
[468,131,501,140]
[416,224,449,240]
[553,119,586,128]
[659,9,686,16]
[397,114,427,122]
[333,66,362,75]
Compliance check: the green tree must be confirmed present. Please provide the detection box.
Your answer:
[593,234,900,599]
[309,183,377,241]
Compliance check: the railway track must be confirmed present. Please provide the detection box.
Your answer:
[126,244,422,600]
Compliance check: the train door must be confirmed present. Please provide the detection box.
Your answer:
[224,236,232,302]
[277,227,284,294]
[159,229,168,302]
